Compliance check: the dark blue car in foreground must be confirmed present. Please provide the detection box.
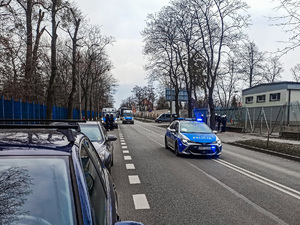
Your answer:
[165,118,222,156]
[0,120,143,225]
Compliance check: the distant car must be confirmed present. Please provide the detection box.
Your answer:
[155,113,177,123]
[165,118,222,156]
[0,120,143,225]
[79,121,117,172]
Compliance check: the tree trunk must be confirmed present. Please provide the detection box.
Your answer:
[67,15,81,119]
[46,0,58,119]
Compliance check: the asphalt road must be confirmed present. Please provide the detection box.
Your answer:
[110,120,300,225]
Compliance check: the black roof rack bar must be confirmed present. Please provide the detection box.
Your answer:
[0,124,80,142]
[0,124,79,130]
[0,119,86,123]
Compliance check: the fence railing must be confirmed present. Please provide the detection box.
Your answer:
[194,103,300,135]
[0,96,98,120]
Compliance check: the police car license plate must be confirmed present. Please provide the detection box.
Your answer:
[198,146,211,150]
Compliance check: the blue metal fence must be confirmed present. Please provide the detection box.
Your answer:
[0,96,97,119]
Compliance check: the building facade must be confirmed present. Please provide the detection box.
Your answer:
[242,82,300,125]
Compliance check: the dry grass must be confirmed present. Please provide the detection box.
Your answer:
[235,139,300,157]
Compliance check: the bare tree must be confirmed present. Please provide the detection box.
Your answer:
[272,0,300,53]
[263,54,283,83]
[61,5,82,119]
[43,0,72,119]
[143,6,183,116]
[238,41,265,88]
[80,25,115,119]
[216,54,241,107]
[15,0,46,100]
[291,64,300,82]
[189,0,250,127]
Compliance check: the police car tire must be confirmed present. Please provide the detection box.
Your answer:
[164,137,169,149]
[175,143,180,156]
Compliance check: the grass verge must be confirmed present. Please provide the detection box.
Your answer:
[235,139,300,158]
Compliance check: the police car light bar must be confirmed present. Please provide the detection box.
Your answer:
[177,118,203,122]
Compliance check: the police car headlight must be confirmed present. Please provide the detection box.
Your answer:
[182,139,189,144]
[212,137,221,145]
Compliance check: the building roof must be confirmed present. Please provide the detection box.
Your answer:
[242,81,300,95]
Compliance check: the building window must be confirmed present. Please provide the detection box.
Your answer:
[270,93,280,101]
[245,96,253,104]
[257,95,266,103]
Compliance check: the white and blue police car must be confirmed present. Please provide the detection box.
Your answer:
[164,118,222,156]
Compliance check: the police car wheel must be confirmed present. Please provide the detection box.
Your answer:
[164,136,170,149]
[175,143,180,157]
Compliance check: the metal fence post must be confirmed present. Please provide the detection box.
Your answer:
[11,97,14,119]
[19,99,22,120]
[33,101,35,120]
[1,96,4,119]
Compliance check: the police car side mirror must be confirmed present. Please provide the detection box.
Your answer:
[213,130,218,134]
[168,128,176,133]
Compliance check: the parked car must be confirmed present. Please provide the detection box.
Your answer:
[155,113,177,123]
[79,121,117,173]
[165,118,222,156]
[0,120,143,225]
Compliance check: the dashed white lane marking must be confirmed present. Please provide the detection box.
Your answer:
[126,164,135,169]
[122,146,128,149]
[124,156,132,160]
[128,175,141,184]
[123,150,130,154]
[120,139,125,142]
[121,143,126,145]
[133,194,150,210]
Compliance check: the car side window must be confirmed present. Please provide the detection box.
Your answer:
[170,122,178,131]
[170,122,176,129]
[174,122,179,132]
[80,139,107,225]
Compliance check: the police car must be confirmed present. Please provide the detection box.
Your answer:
[164,118,222,156]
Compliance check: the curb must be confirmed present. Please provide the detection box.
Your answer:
[226,142,300,162]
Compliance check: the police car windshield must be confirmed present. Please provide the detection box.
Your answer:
[180,122,212,133]
[123,113,132,116]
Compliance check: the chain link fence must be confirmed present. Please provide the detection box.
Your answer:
[194,103,300,136]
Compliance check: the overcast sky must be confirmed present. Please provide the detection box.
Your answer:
[75,0,298,108]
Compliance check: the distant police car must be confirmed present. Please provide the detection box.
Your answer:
[164,118,222,156]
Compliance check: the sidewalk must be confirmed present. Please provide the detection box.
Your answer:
[217,131,300,161]
[217,131,300,145]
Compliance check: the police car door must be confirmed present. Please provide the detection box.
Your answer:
[169,121,179,149]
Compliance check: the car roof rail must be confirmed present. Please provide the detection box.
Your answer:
[0,119,86,142]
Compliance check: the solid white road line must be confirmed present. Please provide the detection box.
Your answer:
[213,159,300,200]
[124,156,132,160]
[123,150,130,154]
[133,194,150,210]
[187,161,288,225]
[128,175,141,184]
[126,164,135,169]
